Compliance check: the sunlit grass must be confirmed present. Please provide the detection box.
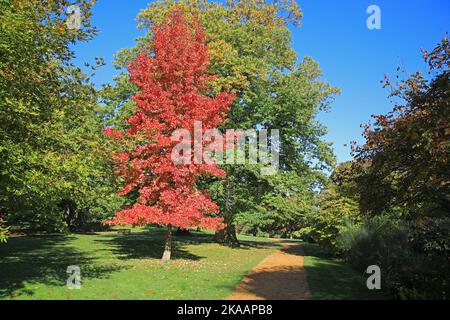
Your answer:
[0,227,280,300]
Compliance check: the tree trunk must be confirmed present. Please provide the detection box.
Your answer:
[214,178,239,244]
[161,224,172,261]
[62,199,77,232]
[214,223,238,244]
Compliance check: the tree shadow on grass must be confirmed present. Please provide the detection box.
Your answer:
[96,231,205,261]
[225,240,282,250]
[0,235,124,299]
[96,229,280,261]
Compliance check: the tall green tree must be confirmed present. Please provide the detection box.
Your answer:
[0,0,122,232]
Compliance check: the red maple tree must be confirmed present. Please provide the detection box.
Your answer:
[104,10,235,260]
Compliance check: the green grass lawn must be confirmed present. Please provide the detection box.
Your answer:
[0,228,387,300]
[0,227,281,300]
[302,242,388,299]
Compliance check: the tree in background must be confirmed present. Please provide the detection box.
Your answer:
[298,161,360,249]
[102,0,338,242]
[329,160,364,203]
[104,10,235,260]
[241,171,315,238]
[0,0,122,233]
[302,183,360,249]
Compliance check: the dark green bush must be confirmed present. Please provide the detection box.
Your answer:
[337,215,408,268]
[338,215,450,299]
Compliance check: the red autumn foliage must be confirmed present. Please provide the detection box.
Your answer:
[104,10,235,230]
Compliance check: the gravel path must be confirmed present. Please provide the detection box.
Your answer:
[227,242,312,300]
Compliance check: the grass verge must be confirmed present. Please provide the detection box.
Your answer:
[302,242,388,299]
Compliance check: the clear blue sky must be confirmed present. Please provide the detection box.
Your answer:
[73,0,450,164]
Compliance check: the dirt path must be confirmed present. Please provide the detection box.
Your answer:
[227,242,312,300]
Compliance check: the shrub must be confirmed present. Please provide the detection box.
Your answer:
[337,215,409,270]
[337,215,450,299]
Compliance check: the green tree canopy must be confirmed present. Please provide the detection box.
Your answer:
[0,0,122,232]
[353,36,450,219]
